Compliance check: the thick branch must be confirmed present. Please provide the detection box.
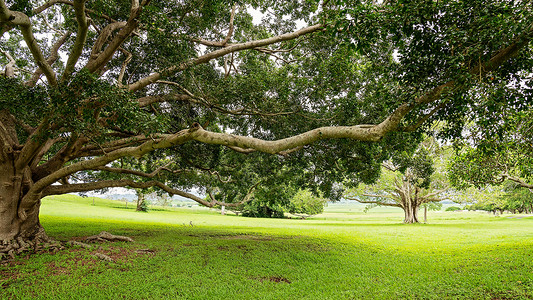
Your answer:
[117,47,132,86]
[84,1,143,73]
[33,0,117,23]
[93,163,172,179]
[190,122,381,154]
[89,22,127,60]
[137,94,194,107]
[503,174,533,189]
[0,48,15,77]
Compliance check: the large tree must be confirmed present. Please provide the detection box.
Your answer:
[0,0,532,257]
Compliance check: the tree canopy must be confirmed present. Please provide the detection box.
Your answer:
[1,0,532,255]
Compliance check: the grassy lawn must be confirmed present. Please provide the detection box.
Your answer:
[1,195,532,299]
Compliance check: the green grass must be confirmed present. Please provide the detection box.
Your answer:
[1,196,532,299]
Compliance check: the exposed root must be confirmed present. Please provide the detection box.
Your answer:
[66,240,94,249]
[85,231,134,243]
[0,228,64,262]
[135,248,156,254]
[94,253,113,262]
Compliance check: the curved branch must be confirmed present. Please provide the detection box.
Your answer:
[61,0,88,81]
[503,174,533,189]
[0,48,15,77]
[117,47,132,86]
[137,94,194,107]
[128,23,325,92]
[93,163,172,178]
[89,21,127,60]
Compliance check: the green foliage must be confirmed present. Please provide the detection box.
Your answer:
[445,206,461,212]
[448,109,533,192]
[240,202,285,218]
[287,189,328,217]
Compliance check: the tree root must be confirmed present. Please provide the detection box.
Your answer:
[93,253,113,262]
[0,228,64,262]
[85,231,134,243]
[1,231,134,262]
[66,240,94,249]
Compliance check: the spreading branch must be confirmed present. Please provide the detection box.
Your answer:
[128,23,325,92]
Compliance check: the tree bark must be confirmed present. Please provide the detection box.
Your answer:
[0,162,60,259]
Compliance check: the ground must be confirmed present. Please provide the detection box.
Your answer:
[0,195,532,299]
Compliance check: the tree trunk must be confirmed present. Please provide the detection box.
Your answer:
[0,165,60,260]
[403,204,420,223]
[136,190,147,211]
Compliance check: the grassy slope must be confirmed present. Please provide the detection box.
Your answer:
[1,195,532,299]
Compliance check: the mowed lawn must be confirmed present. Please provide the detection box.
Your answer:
[1,196,533,299]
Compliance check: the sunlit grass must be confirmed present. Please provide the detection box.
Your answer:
[1,195,532,299]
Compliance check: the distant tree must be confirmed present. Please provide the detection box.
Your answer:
[504,187,533,214]
[345,137,447,223]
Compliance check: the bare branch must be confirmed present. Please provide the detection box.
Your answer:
[93,163,172,178]
[33,0,117,23]
[89,21,127,61]
[137,94,195,107]
[42,178,255,208]
[117,47,132,86]
[502,174,533,189]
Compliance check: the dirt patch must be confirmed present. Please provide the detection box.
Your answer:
[256,276,291,284]
[47,261,71,276]
[0,269,18,289]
